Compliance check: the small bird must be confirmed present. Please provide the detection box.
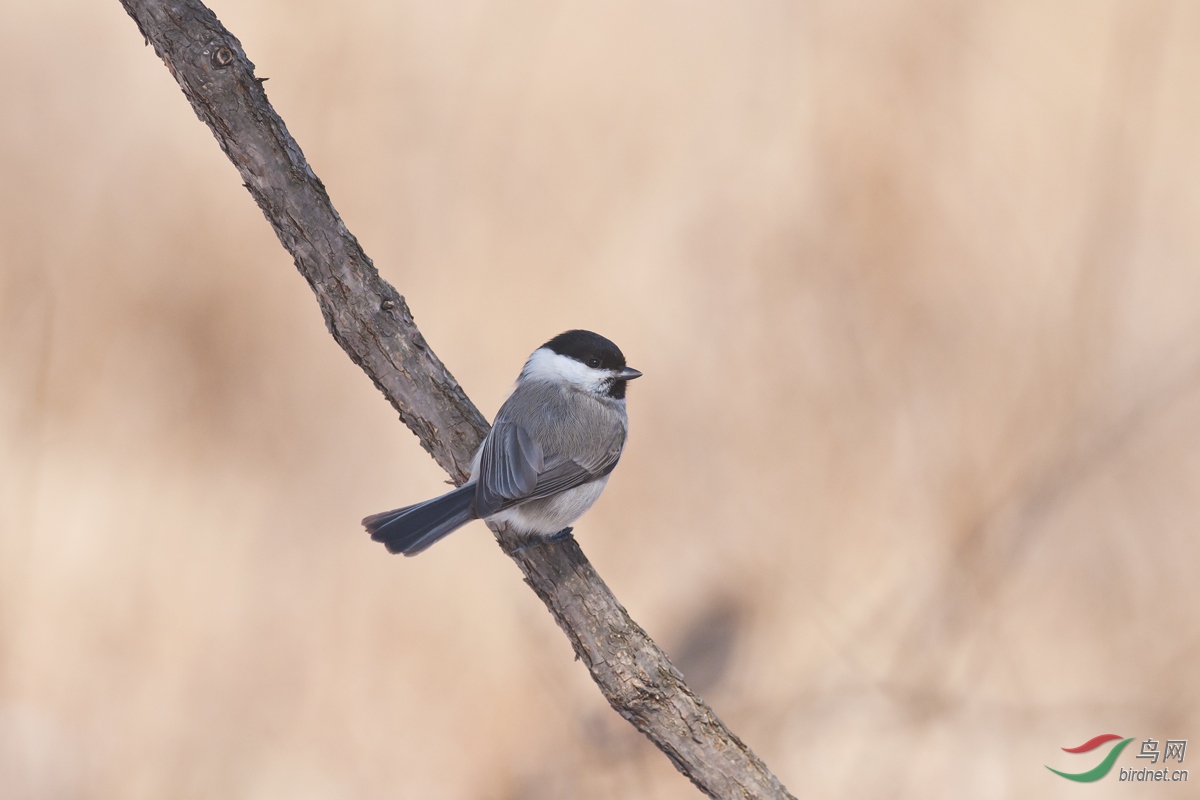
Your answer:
[363,330,642,556]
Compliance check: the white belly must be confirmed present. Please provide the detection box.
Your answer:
[487,476,611,536]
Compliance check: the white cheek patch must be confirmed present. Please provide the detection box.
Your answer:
[521,348,607,392]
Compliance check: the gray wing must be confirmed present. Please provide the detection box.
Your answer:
[474,420,624,518]
[475,421,543,517]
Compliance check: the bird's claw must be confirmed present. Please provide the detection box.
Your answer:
[506,527,574,555]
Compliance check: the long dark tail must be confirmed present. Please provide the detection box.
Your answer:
[362,484,477,556]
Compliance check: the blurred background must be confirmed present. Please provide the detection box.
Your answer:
[2,1,1199,797]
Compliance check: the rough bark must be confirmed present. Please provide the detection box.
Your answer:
[117,2,796,798]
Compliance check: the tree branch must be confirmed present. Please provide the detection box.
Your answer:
[116,2,796,798]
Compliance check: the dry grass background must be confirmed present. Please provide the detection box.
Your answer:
[2,1,1199,798]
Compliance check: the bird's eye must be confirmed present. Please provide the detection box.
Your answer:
[587,357,601,368]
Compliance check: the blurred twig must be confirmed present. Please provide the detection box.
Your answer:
[886,0,1175,704]
[116,2,796,797]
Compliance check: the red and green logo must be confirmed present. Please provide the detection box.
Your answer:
[1046,734,1135,782]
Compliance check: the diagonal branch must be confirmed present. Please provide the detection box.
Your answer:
[116,2,796,798]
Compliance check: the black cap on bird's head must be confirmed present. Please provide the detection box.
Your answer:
[543,330,625,369]
[540,329,643,398]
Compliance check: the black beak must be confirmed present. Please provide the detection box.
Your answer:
[616,367,643,380]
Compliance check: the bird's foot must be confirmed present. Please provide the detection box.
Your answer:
[506,527,574,555]
[547,527,574,543]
